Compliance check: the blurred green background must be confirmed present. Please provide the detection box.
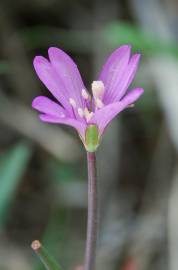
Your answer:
[0,0,178,270]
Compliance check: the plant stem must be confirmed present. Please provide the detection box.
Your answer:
[84,152,98,270]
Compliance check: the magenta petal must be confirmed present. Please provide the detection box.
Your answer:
[111,53,141,102]
[92,88,144,135]
[48,47,85,108]
[33,56,73,114]
[121,87,144,105]
[98,45,131,103]
[32,96,66,117]
[39,114,86,139]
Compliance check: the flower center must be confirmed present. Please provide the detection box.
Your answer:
[69,80,105,123]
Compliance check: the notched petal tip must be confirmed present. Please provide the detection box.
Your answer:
[110,44,132,60]
[48,46,66,55]
[119,44,132,51]
[137,87,144,95]
[121,87,144,105]
[130,53,141,65]
[48,47,60,58]
[92,86,144,136]
[32,96,52,110]
[32,96,67,120]
[132,87,144,97]
[39,114,50,122]
[33,55,48,66]
[114,44,131,52]
[134,53,141,59]
[48,46,76,65]
[31,96,41,109]
[32,96,49,110]
[33,56,50,76]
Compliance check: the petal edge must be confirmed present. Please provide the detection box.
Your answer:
[92,87,144,135]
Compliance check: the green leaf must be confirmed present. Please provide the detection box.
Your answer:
[0,142,32,225]
[103,22,178,57]
[20,22,178,57]
[0,61,10,74]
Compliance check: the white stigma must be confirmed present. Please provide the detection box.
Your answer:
[78,108,84,118]
[81,89,89,100]
[69,98,77,108]
[84,108,94,122]
[91,80,105,100]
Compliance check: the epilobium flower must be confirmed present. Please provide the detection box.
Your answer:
[32,45,144,152]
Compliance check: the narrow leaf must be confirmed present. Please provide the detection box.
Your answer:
[0,142,32,225]
[31,240,63,270]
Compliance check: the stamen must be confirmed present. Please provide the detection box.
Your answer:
[84,108,94,122]
[69,98,77,108]
[127,104,135,108]
[78,108,84,118]
[91,81,105,100]
[95,98,104,109]
[82,89,89,100]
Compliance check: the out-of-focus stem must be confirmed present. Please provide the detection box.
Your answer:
[31,240,63,270]
[84,152,98,270]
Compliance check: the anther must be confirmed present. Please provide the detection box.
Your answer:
[82,89,89,100]
[78,108,84,118]
[69,98,77,108]
[127,104,135,108]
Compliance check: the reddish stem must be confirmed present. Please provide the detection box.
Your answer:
[84,152,98,270]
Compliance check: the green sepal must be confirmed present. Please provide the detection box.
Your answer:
[85,125,100,152]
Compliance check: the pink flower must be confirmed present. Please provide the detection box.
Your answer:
[32,45,144,151]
